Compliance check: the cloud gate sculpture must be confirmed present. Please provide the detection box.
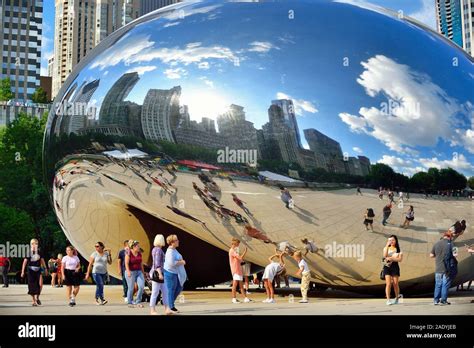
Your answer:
[43,0,474,294]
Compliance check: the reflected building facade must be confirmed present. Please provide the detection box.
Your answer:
[217,104,259,154]
[304,128,346,174]
[141,86,181,142]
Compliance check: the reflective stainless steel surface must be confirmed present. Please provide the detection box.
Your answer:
[43,0,474,292]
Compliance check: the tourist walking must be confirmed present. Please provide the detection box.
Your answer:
[164,235,187,313]
[382,235,403,305]
[301,238,318,256]
[382,203,392,226]
[0,250,11,288]
[228,238,251,303]
[48,255,59,287]
[262,252,286,303]
[21,239,47,306]
[364,208,375,231]
[149,234,173,315]
[85,241,112,305]
[117,240,130,303]
[401,206,415,229]
[61,246,82,307]
[232,193,253,216]
[125,240,146,308]
[56,253,63,287]
[430,231,457,305]
[293,251,310,303]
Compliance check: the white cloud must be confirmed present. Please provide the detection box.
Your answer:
[339,55,461,154]
[418,153,474,172]
[377,155,412,167]
[199,77,214,88]
[352,147,363,154]
[125,65,157,75]
[276,92,318,115]
[90,35,238,71]
[408,0,437,30]
[248,41,279,53]
[164,67,187,79]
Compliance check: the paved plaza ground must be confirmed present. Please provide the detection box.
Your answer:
[1,284,472,315]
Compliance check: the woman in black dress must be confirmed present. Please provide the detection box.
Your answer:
[21,239,48,306]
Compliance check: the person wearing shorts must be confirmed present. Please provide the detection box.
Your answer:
[228,238,251,304]
[262,252,286,303]
[61,246,82,307]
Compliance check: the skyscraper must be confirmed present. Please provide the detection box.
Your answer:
[304,128,346,174]
[99,72,140,125]
[0,0,43,100]
[140,0,181,16]
[52,0,141,98]
[271,99,302,148]
[461,0,474,55]
[217,104,259,154]
[436,0,464,48]
[141,86,181,142]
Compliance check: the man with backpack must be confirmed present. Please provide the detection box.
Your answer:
[430,231,458,305]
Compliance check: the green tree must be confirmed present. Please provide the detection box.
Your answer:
[410,172,433,191]
[368,163,395,188]
[31,87,48,103]
[438,168,467,190]
[0,112,66,263]
[0,77,13,101]
[468,176,474,189]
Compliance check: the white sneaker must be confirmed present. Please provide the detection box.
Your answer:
[299,299,308,303]
[386,300,393,305]
[267,299,276,304]
[244,297,251,303]
[232,298,240,304]
[262,298,270,303]
[123,297,128,303]
[246,291,251,295]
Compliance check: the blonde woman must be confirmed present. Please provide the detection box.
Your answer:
[164,235,187,313]
[149,234,173,315]
[21,239,48,306]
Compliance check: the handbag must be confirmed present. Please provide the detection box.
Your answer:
[152,269,164,283]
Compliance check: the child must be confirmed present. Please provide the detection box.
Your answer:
[262,252,286,303]
[293,251,310,303]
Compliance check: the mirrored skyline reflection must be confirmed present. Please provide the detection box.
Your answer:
[50,0,473,176]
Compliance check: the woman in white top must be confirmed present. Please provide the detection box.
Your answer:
[61,246,82,307]
[262,252,286,303]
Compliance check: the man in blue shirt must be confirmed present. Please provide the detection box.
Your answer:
[117,240,129,303]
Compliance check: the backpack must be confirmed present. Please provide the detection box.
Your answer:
[443,241,458,280]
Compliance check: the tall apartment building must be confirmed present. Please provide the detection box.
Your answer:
[52,0,141,98]
[140,0,181,16]
[0,0,43,100]
[461,0,474,55]
[436,0,464,47]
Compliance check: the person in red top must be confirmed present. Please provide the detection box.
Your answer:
[231,193,253,216]
[228,238,251,304]
[0,250,10,288]
[125,240,146,308]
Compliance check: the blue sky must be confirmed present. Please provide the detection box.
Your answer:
[40,0,437,76]
[45,1,474,178]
